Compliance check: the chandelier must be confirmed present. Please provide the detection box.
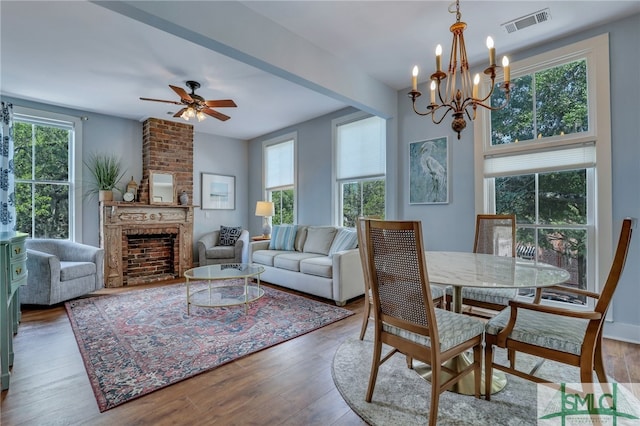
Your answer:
[409,0,511,139]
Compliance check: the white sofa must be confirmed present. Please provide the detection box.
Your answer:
[249,225,365,306]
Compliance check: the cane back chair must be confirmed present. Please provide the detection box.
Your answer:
[360,219,484,425]
[357,218,444,340]
[447,214,517,314]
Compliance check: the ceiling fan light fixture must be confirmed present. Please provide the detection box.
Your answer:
[196,111,206,122]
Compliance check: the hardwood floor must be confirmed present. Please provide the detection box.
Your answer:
[1,281,638,425]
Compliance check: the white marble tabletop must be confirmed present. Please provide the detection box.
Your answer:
[425,251,570,289]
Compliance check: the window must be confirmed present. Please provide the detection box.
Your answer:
[263,134,295,225]
[13,108,81,239]
[333,113,386,227]
[475,34,612,306]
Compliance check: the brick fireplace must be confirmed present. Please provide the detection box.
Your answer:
[99,118,194,287]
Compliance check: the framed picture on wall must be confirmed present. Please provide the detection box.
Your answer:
[409,136,450,204]
[201,173,236,210]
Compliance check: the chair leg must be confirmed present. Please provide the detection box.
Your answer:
[365,338,382,402]
[473,344,481,399]
[359,300,371,340]
[485,343,494,401]
[594,343,607,384]
[428,364,440,426]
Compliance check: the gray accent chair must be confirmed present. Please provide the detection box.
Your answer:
[21,239,105,306]
[198,229,249,266]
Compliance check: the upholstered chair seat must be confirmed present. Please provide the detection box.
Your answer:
[21,239,104,306]
[198,227,249,266]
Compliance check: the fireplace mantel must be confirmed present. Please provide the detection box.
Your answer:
[99,202,194,287]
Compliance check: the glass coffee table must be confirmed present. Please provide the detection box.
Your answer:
[184,263,265,315]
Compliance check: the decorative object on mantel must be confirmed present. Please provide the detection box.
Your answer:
[65,281,353,411]
[125,176,138,202]
[255,201,275,238]
[408,0,511,139]
[84,153,126,202]
[179,190,189,205]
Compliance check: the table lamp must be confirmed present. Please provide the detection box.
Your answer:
[255,201,275,238]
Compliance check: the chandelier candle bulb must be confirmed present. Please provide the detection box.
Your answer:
[412,66,419,91]
[435,44,442,72]
[430,80,437,104]
[502,56,510,82]
[487,37,495,66]
[472,74,480,99]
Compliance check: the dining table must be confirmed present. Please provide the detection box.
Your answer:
[415,251,571,395]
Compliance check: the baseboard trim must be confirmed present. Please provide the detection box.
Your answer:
[604,321,640,344]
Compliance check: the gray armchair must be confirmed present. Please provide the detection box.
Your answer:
[198,229,249,266]
[21,239,104,306]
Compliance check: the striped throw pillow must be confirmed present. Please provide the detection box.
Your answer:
[328,228,358,255]
[268,225,297,251]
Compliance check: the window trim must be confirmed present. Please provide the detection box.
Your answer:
[331,111,386,226]
[13,106,82,241]
[473,33,612,304]
[262,132,297,224]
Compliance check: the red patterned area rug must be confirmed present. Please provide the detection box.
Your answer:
[65,281,353,412]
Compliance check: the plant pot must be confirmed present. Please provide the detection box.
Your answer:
[99,190,114,202]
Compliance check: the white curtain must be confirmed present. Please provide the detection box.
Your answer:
[1,102,16,232]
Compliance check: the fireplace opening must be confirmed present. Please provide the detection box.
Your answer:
[123,232,179,286]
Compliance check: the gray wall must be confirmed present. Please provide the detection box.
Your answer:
[5,12,638,341]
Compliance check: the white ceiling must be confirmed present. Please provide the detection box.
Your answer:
[2,1,639,140]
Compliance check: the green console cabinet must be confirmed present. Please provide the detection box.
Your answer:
[1,231,28,391]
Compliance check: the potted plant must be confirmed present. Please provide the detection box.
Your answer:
[84,153,127,201]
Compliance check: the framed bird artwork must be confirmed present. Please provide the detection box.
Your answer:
[409,137,450,204]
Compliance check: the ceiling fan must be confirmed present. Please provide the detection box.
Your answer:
[140,80,237,122]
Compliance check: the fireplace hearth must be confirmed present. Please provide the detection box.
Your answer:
[100,203,193,287]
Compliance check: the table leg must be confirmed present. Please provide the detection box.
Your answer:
[416,286,507,395]
[186,278,191,315]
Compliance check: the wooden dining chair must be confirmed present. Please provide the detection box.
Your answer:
[360,219,484,425]
[446,214,517,314]
[357,217,445,340]
[484,217,635,400]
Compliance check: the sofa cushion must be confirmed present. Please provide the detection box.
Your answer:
[303,226,337,255]
[205,246,236,260]
[269,225,297,251]
[219,225,242,246]
[252,249,289,267]
[328,227,358,255]
[60,261,97,281]
[294,226,308,252]
[300,256,333,278]
[274,252,323,272]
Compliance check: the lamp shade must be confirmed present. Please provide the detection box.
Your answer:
[255,201,275,217]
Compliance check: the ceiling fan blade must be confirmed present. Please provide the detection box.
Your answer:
[173,108,187,118]
[205,99,237,108]
[140,97,183,106]
[169,85,193,102]
[202,108,231,121]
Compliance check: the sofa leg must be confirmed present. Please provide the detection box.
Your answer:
[335,301,346,307]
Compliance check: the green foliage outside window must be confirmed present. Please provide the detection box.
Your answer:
[491,59,590,300]
[271,189,294,225]
[13,121,70,239]
[491,59,587,144]
[341,179,385,227]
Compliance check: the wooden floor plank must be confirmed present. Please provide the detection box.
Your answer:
[1,281,638,426]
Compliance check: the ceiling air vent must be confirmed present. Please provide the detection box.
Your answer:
[502,8,551,34]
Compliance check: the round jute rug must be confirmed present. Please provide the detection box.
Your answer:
[332,336,637,426]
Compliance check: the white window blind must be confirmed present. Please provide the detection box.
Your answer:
[265,139,294,189]
[484,142,596,178]
[336,116,385,180]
